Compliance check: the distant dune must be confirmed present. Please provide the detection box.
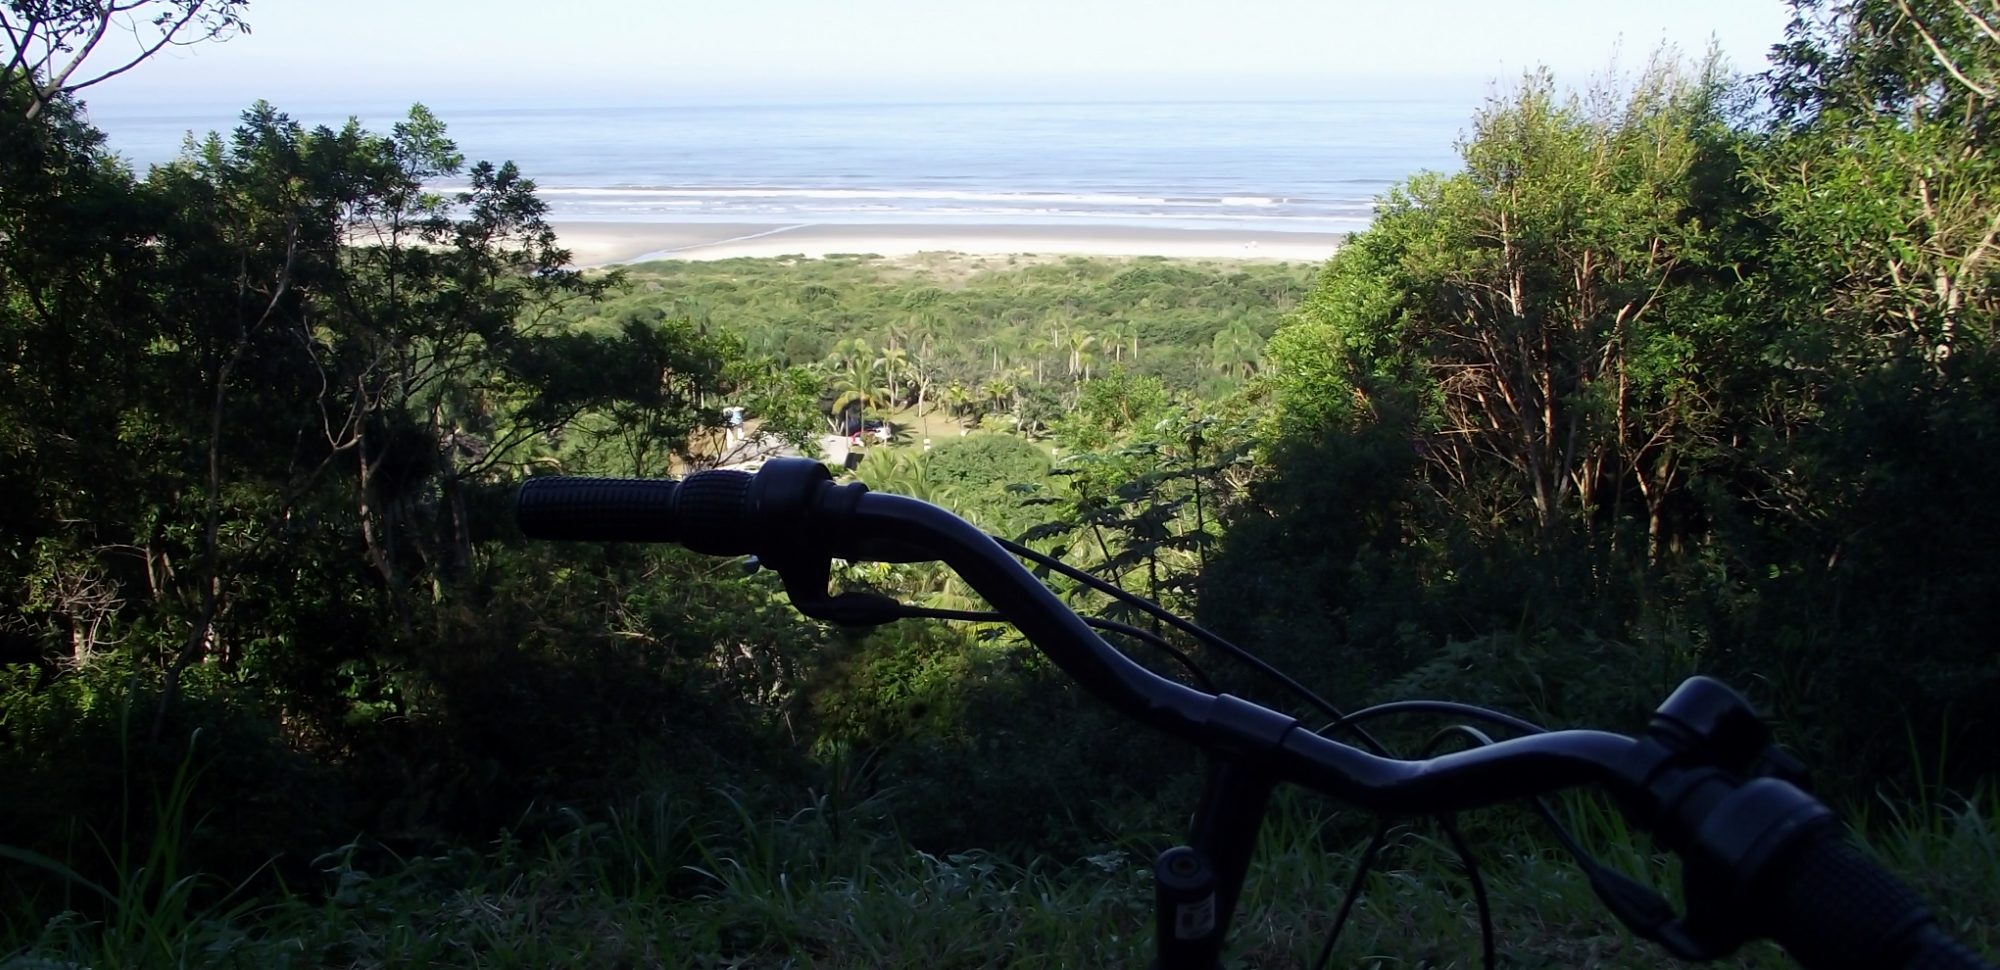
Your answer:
[553,221,1344,267]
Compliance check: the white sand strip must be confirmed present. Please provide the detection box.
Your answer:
[553,221,1343,266]
[551,222,790,267]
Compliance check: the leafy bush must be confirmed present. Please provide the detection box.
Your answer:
[920,434,1052,538]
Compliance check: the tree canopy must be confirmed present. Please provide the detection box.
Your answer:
[2,0,250,117]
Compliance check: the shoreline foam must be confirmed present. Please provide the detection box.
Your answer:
[553,221,1344,266]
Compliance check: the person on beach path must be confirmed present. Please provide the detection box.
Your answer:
[722,405,745,445]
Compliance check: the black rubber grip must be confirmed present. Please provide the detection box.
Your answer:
[515,476,684,542]
[670,471,757,554]
[1763,831,1995,969]
[516,472,760,554]
[1907,931,1998,970]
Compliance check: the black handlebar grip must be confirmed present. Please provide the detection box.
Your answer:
[515,473,753,552]
[1907,933,1999,970]
[669,470,759,555]
[1762,830,1995,970]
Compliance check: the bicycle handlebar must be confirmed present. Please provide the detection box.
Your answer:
[1762,829,1990,969]
[515,465,1639,807]
[515,460,1991,970]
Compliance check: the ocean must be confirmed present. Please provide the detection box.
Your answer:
[87,99,1476,235]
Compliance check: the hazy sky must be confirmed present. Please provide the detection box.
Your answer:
[80,0,1797,109]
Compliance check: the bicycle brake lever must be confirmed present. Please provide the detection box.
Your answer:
[1755,745,1812,791]
[1596,678,1826,962]
[1588,863,1715,960]
[792,591,906,628]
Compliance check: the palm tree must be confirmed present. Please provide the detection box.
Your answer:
[875,344,912,408]
[1044,307,1075,342]
[1008,365,1044,432]
[1027,333,1052,384]
[883,320,912,354]
[827,373,890,434]
[826,337,873,378]
[942,381,974,422]
[1103,320,1138,364]
[1065,330,1099,381]
[857,449,957,506]
[910,311,943,360]
[908,351,936,421]
[1210,321,1263,379]
[981,375,1017,420]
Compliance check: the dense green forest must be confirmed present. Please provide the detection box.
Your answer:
[3,0,1998,966]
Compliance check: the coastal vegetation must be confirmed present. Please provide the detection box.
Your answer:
[4,0,1999,966]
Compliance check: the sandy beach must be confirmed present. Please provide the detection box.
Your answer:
[554,221,1344,266]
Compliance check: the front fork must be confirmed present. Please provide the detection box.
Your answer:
[1153,759,1279,970]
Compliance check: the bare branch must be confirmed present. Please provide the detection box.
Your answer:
[1958,208,2000,286]
[33,3,118,117]
[15,0,247,118]
[64,1,202,92]
[0,8,27,77]
[1949,0,2000,45]
[1896,0,1998,99]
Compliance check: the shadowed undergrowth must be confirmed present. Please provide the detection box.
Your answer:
[6,769,1994,969]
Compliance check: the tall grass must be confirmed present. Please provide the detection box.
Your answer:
[6,771,1995,968]
[2,725,271,969]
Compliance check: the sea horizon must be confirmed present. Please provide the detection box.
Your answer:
[88,98,1477,236]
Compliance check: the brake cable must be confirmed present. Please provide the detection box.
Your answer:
[1313,705,1643,970]
[892,604,1218,693]
[517,466,2000,970]
[994,536,1527,968]
[830,527,1625,970]
[998,536,1394,758]
[1422,724,1503,970]
[1313,821,1394,970]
